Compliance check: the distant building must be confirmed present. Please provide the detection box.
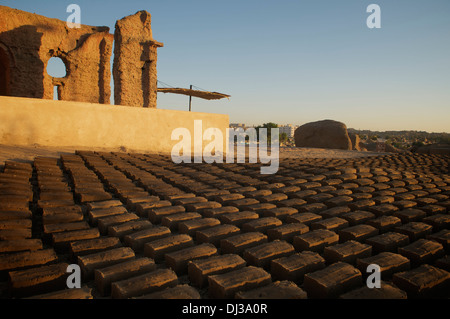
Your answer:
[279,124,298,138]
[230,123,246,130]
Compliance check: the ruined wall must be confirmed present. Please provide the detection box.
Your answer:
[113,11,163,108]
[0,5,113,104]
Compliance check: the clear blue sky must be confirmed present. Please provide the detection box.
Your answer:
[3,0,450,133]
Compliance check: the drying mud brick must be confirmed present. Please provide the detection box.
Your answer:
[8,263,69,298]
[357,252,411,279]
[227,198,260,209]
[394,222,433,241]
[366,232,410,253]
[0,228,32,240]
[427,229,450,251]
[0,219,32,231]
[243,240,295,269]
[77,247,135,280]
[221,232,268,255]
[235,280,307,299]
[27,286,93,299]
[95,257,156,296]
[208,266,272,299]
[123,226,171,252]
[261,207,298,221]
[37,199,75,210]
[423,214,450,231]
[242,217,282,233]
[293,229,339,253]
[44,221,91,238]
[126,196,160,211]
[137,284,200,299]
[188,254,246,288]
[340,211,375,226]
[78,191,113,203]
[70,237,122,258]
[108,219,153,238]
[173,196,207,206]
[165,243,218,274]
[214,193,245,204]
[323,241,372,265]
[398,239,445,267]
[277,198,307,210]
[111,268,178,299]
[98,213,140,234]
[338,224,379,243]
[178,218,221,237]
[348,199,376,211]
[148,206,185,224]
[267,223,309,242]
[244,203,277,213]
[286,213,322,226]
[436,256,450,272]
[219,211,259,227]
[87,200,124,211]
[394,209,427,224]
[271,251,325,283]
[202,206,239,218]
[136,201,171,216]
[311,217,349,232]
[366,216,402,233]
[258,193,288,203]
[368,203,399,216]
[319,206,351,219]
[0,239,43,253]
[143,234,194,262]
[0,210,32,221]
[392,264,450,298]
[307,193,334,204]
[340,281,407,299]
[161,212,202,230]
[0,249,58,274]
[88,206,128,225]
[324,196,353,208]
[303,262,363,299]
[185,201,222,212]
[196,224,241,247]
[243,189,272,198]
[52,228,100,251]
[297,203,328,214]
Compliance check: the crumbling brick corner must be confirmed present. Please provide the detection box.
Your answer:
[113,11,164,108]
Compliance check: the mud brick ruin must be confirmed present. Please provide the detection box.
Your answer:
[0,5,163,107]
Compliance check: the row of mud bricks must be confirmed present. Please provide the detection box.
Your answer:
[0,151,449,299]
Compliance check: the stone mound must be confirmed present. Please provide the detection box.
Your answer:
[294,120,352,150]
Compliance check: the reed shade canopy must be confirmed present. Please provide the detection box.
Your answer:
[157,82,230,111]
[157,87,230,100]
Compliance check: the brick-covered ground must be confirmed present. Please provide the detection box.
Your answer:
[0,151,449,299]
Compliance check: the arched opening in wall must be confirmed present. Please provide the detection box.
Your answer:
[47,57,67,78]
[47,57,66,100]
[0,46,11,96]
[53,85,60,100]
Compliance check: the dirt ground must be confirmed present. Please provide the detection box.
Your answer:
[0,144,387,166]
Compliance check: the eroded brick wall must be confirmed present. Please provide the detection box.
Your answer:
[113,11,163,108]
[0,5,113,104]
